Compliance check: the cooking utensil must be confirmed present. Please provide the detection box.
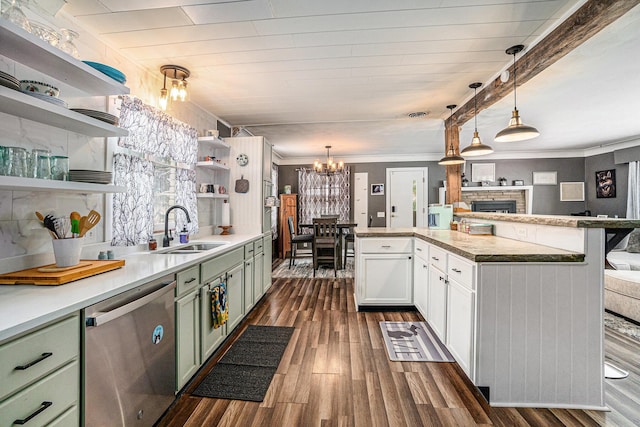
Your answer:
[43,214,60,239]
[79,210,101,237]
[36,211,57,239]
[54,217,69,239]
[70,211,81,237]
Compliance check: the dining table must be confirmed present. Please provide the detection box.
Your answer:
[298,221,357,270]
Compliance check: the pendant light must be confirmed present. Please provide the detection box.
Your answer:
[438,105,465,166]
[495,45,539,142]
[461,82,493,156]
[159,65,190,111]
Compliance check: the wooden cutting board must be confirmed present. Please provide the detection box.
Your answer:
[0,259,125,286]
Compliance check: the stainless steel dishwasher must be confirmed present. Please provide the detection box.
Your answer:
[84,274,176,426]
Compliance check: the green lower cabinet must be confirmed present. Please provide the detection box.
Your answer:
[254,251,264,304]
[175,289,200,391]
[226,263,244,331]
[200,277,227,361]
[243,259,255,314]
[263,235,272,292]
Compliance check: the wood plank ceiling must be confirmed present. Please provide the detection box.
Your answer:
[61,0,640,161]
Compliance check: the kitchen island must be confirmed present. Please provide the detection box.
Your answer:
[355,213,640,411]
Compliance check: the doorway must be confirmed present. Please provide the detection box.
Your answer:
[386,167,429,228]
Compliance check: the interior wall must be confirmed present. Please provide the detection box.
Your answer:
[585,152,628,217]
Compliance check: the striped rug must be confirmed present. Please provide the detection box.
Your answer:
[380,321,454,362]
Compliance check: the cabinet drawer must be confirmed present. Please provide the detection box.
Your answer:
[0,361,79,427]
[429,245,447,272]
[47,405,79,427]
[254,239,264,254]
[244,242,255,259]
[414,238,429,261]
[0,315,79,401]
[201,247,244,281]
[447,254,475,290]
[359,238,412,253]
[176,265,200,296]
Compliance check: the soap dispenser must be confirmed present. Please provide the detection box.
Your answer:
[179,226,189,244]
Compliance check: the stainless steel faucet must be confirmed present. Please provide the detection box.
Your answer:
[163,205,192,247]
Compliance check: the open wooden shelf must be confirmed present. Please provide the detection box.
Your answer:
[0,176,125,193]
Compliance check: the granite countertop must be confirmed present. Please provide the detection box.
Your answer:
[455,212,640,228]
[0,234,259,343]
[354,227,584,263]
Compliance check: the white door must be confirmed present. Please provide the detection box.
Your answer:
[386,168,428,228]
[353,173,368,227]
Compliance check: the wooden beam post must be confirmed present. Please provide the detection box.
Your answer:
[445,124,462,204]
[452,0,640,127]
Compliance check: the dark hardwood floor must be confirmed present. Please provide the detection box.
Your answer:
[158,272,640,426]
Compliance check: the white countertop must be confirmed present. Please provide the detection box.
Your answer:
[0,234,259,343]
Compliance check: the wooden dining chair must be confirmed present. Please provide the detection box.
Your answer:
[288,216,313,268]
[312,217,339,277]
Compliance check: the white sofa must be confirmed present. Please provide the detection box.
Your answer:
[605,269,640,323]
[607,250,640,270]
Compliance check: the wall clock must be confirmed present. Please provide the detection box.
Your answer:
[236,153,249,166]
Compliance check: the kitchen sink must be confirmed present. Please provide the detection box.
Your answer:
[154,242,228,254]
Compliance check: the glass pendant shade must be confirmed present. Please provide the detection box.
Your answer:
[494,108,539,142]
[159,88,168,110]
[495,45,539,142]
[160,65,190,108]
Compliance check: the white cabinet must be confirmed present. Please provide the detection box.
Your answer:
[447,277,475,377]
[355,237,413,306]
[413,239,429,317]
[428,267,448,340]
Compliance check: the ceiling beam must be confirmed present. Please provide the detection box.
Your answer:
[448,0,640,128]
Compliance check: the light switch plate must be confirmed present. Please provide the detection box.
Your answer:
[377,212,385,218]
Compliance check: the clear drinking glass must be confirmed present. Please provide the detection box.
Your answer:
[7,146,28,177]
[1,0,31,33]
[57,29,80,59]
[29,21,60,47]
[0,146,6,176]
[29,149,50,179]
[50,155,69,180]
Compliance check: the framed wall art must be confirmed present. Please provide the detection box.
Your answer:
[595,169,616,198]
[371,183,384,195]
[471,163,495,183]
[560,182,585,201]
[533,171,557,185]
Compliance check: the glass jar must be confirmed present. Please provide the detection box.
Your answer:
[57,28,80,59]
[6,146,28,177]
[50,155,69,180]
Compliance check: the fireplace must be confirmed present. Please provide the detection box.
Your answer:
[472,200,517,213]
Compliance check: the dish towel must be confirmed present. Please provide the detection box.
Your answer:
[211,282,228,329]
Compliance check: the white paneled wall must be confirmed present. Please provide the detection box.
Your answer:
[475,228,605,409]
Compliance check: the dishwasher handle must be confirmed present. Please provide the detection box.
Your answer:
[86,280,176,327]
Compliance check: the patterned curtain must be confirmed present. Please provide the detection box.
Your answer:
[298,167,350,224]
[113,96,198,245]
[628,161,640,219]
[112,154,155,245]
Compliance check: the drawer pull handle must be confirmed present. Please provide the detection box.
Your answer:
[432,256,440,261]
[416,247,422,251]
[15,352,53,370]
[451,268,462,273]
[381,245,391,248]
[439,276,445,281]
[14,401,52,424]
[423,264,427,269]
[185,277,197,284]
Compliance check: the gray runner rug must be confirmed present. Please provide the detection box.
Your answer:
[380,321,454,362]
[192,325,294,401]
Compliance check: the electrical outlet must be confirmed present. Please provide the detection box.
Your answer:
[84,229,97,243]
[377,212,385,218]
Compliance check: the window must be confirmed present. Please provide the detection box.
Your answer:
[298,167,350,224]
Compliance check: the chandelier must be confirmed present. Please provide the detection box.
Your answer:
[314,145,344,174]
[159,65,190,111]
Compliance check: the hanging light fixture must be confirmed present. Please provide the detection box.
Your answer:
[314,145,344,175]
[461,82,493,156]
[438,105,465,166]
[494,45,539,142]
[159,65,190,110]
